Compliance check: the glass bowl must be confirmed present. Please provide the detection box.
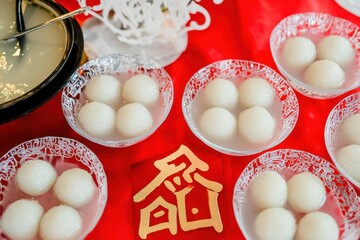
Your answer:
[0,0,84,124]
[62,53,174,148]
[325,92,360,189]
[0,136,107,240]
[270,12,360,99]
[182,59,299,156]
[233,149,360,240]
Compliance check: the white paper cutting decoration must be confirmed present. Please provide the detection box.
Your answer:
[78,0,223,66]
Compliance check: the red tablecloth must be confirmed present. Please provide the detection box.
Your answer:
[1,0,359,239]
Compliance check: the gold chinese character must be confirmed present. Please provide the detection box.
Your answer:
[134,145,223,239]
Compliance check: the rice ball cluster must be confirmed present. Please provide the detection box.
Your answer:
[281,36,317,72]
[296,211,339,240]
[40,205,83,240]
[1,159,98,240]
[0,199,44,240]
[287,172,326,213]
[249,171,287,210]
[334,113,360,183]
[204,78,238,109]
[15,160,57,197]
[84,74,122,107]
[54,168,97,208]
[248,170,339,240]
[78,74,159,139]
[281,35,355,90]
[199,77,277,146]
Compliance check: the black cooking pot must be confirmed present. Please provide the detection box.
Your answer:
[0,0,84,124]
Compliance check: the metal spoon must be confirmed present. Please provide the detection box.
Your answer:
[1,6,88,42]
[15,0,26,55]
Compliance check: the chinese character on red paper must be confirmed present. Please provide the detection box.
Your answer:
[133,145,224,239]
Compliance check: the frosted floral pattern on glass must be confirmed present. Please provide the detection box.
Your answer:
[233,149,360,240]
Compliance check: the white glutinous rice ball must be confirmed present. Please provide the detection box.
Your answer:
[249,170,287,209]
[287,172,326,213]
[78,101,116,137]
[199,107,237,141]
[116,102,153,138]
[15,159,57,196]
[204,78,239,109]
[296,211,339,240]
[40,205,82,240]
[335,144,360,182]
[84,74,122,106]
[238,106,276,144]
[317,35,355,68]
[281,36,316,72]
[303,60,345,90]
[238,77,275,108]
[122,74,159,106]
[254,207,296,240]
[54,168,97,208]
[340,113,360,145]
[1,199,43,240]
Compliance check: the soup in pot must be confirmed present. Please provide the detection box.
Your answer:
[0,0,67,104]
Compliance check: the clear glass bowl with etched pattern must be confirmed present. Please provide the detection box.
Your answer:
[233,149,360,240]
[270,12,360,99]
[62,53,174,148]
[0,136,108,240]
[182,59,299,156]
[325,92,360,189]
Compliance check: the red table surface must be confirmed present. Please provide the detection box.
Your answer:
[1,0,359,239]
